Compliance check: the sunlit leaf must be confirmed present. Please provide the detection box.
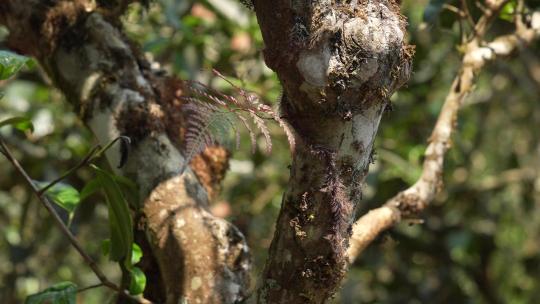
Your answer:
[129,267,147,295]
[102,240,142,266]
[131,243,143,265]
[25,282,77,304]
[0,116,34,133]
[0,50,29,80]
[36,182,80,214]
[499,0,517,21]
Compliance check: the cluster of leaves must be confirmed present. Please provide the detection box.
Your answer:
[0,51,145,302]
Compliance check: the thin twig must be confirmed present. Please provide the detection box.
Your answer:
[0,135,153,304]
[37,136,130,196]
[474,0,510,38]
[77,283,105,293]
[37,145,100,196]
[460,0,477,31]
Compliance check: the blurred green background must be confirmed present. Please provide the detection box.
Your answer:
[1,0,540,303]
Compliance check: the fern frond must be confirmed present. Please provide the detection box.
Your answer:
[181,101,239,171]
[236,114,257,154]
[249,111,272,154]
[180,70,297,172]
[274,114,297,152]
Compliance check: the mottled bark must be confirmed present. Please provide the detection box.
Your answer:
[0,1,251,303]
[252,0,412,302]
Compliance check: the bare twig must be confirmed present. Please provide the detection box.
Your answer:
[77,283,105,293]
[347,9,540,263]
[0,135,152,304]
[460,0,477,31]
[474,0,509,38]
[36,145,100,196]
[37,136,130,196]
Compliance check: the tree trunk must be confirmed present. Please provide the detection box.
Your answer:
[0,2,251,303]
[252,1,412,302]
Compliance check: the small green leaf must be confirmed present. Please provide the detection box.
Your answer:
[91,165,133,263]
[25,282,77,304]
[37,182,80,214]
[499,0,517,22]
[132,243,143,265]
[102,240,142,266]
[101,239,111,257]
[129,267,147,295]
[0,116,34,133]
[0,50,29,80]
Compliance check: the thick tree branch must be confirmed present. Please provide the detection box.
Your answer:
[253,1,412,302]
[347,9,540,263]
[0,1,251,303]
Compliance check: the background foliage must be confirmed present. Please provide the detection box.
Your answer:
[1,0,539,303]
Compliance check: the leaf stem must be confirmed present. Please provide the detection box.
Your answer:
[37,145,100,196]
[37,136,131,196]
[77,283,104,293]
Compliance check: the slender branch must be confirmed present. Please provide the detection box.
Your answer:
[0,135,152,304]
[460,0,477,30]
[347,10,540,263]
[37,136,130,196]
[77,283,105,293]
[37,145,100,196]
[474,0,509,38]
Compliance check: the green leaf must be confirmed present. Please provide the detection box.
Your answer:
[80,178,101,202]
[132,243,143,265]
[37,182,80,214]
[102,240,141,266]
[499,0,517,22]
[101,239,111,257]
[0,116,34,133]
[0,50,29,80]
[91,165,133,263]
[25,282,77,304]
[129,267,147,295]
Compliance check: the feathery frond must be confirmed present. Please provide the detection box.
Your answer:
[180,70,285,172]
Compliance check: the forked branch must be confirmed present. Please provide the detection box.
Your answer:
[348,7,540,263]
